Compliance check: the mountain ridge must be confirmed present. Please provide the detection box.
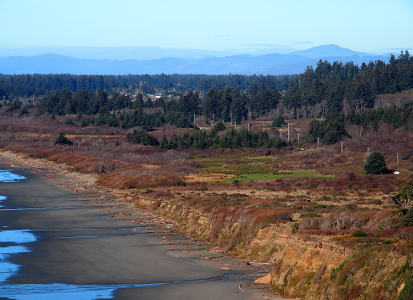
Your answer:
[0,44,393,75]
[291,44,369,58]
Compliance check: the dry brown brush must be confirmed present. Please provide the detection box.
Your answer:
[206,206,294,251]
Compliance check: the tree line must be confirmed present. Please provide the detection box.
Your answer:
[283,51,413,118]
[345,101,413,131]
[1,51,413,148]
[26,87,280,129]
[0,73,291,99]
[127,121,287,149]
[1,52,411,120]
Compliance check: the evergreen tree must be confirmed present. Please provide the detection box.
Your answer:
[159,135,169,149]
[19,105,29,116]
[54,132,73,145]
[64,118,76,126]
[364,151,389,174]
[307,120,324,142]
[211,120,226,134]
[322,119,350,145]
[272,115,285,127]
[127,129,159,146]
[6,98,22,112]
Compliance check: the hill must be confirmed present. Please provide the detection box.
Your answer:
[0,44,390,75]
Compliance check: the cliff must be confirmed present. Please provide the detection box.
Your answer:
[124,194,413,300]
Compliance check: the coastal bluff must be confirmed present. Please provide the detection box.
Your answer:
[2,150,412,300]
[133,193,413,300]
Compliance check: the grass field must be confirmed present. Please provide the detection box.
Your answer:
[226,170,331,183]
[194,155,279,174]
[193,154,330,183]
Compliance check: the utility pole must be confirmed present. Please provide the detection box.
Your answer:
[397,152,400,164]
[367,147,370,158]
[340,142,344,153]
[317,138,320,147]
[297,133,300,142]
[287,123,290,142]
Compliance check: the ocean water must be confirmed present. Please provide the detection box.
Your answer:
[0,215,170,300]
[0,221,38,289]
[0,245,32,283]
[0,282,172,300]
[0,195,6,207]
[0,170,26,182]
[0,169,171,300]
[0,169,37,296]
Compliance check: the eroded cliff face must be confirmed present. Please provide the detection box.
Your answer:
[264,229,413,300]
[132,195,413,300]
[250,226,347,298]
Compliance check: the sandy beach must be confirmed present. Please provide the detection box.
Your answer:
[0,152,285,300]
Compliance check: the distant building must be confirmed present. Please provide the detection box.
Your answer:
[146,94,163,101]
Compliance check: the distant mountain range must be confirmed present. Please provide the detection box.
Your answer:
[0,44,392,75]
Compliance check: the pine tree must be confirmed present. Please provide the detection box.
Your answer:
[272,115,285,127]
[364,151,389,174]
[54,132,73,145]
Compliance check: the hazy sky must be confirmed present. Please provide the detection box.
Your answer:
[1,0,412,58]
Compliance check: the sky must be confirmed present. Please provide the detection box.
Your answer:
[1,0,412,59]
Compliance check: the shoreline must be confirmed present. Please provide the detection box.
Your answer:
[0,151,283,300]
[0,151,176,229]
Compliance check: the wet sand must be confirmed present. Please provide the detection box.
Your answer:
[0,156,285,300]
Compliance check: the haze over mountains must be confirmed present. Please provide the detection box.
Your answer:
[0,44,394,76]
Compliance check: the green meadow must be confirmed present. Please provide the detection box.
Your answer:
[194,155,330,183]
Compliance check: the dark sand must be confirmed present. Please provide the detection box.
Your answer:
[0,154,286,300]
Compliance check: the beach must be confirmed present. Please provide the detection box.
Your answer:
[0,152,284,300]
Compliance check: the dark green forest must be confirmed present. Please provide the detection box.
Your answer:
[283,51,413,117]
[1,51,413,148]
[128,122,287,149]
[0,73,290,98]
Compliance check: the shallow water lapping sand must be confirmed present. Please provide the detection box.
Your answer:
[0,153,285,300]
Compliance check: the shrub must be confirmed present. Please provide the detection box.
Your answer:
[347,172,356,179]
[352,230,368,237]
[54,132,73,145]
[398,275,413,300]
[299,217,320,230]
[399,210,413,227]
[97,168,185,189]
[392,181,413,209]
[393,227,413,241]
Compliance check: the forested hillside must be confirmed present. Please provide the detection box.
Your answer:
[0,51,412,148]
[283,51,413,118]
